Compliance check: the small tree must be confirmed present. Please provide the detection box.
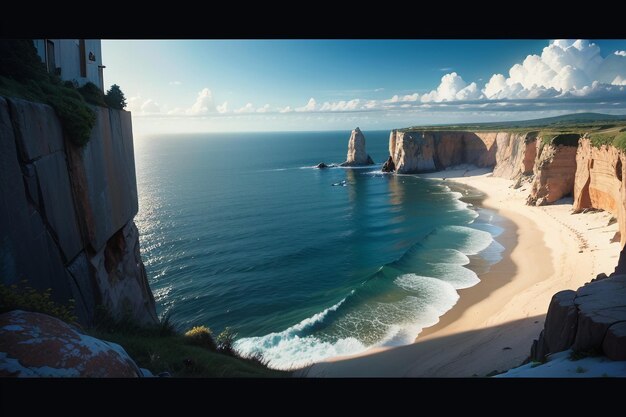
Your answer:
[105,84,126,110]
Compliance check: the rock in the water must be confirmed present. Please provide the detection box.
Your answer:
[381,156,395,173]
[316,162,328,169]
[0,310,143,377]
[340,127,374,166]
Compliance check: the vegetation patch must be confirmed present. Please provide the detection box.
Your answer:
[588,131,626,152]
[540,132,580,147]
[184,325,217,351]
[0,281,77,324]
[0,40,127,147]
[90,310,280,377]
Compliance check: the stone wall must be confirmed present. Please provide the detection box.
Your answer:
[0,96,157,326]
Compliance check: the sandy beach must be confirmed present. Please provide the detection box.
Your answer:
[298,166,621,377]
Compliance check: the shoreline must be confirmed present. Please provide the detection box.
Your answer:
[298,167,620,377]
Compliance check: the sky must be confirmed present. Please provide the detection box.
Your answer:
[102,39,626,137]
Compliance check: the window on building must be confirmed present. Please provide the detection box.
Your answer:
[79,39,87,78]
[46,40,56,73]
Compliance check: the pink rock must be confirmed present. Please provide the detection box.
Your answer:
[0,310,142,377]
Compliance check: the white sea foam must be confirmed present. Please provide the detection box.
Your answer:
[426,263,481,289]
[234,291,367,370]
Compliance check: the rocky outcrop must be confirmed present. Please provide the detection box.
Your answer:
[0,310,144,377]
[0,96,157,327]
[381,156,395,172]
[530,274,626,362]
[340,127,374,166]
[573,138,626,247]
[526,137,579,206]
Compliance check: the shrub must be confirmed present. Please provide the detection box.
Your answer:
[48,92,96,146]
[0,280,77,324]
[0,39,49,82]
[105,84,126,110]
[78,82,106,106]
[216,327,237,356]
[184,325,217,351]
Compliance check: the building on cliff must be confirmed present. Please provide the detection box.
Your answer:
[32,39,104,90]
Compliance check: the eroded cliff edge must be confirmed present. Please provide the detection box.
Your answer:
[0,96,157,326]
[384,127,626,247]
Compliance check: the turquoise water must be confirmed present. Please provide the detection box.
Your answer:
[134,130,505,369]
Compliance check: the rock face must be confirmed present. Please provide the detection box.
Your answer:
[526,139,578,206]
[0,96,157,327]
[387,130,498,174]
[492,132,537,180]
[340,127,374,166]
[381,156,395,172]
[530,274,626,362]
[0,310,143,377]
[573,138,626,247]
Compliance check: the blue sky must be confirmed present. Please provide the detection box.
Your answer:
[102,39,626,136]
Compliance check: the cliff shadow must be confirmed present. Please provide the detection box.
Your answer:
[462,132,496,167]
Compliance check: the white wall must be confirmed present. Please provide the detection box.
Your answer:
[32,39,103,90]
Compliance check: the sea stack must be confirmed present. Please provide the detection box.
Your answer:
[340,127,375,166]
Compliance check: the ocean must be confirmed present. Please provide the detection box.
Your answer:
[134,130,505,370]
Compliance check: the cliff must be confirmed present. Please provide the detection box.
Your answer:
[340,127,374,166]
[573,138,626,247]
[0,96,157,327]
[388,130,497,174]
[526,135,579,206]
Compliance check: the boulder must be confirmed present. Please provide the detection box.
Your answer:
[529,274,626,361]
[381,156,395,173]
[572,274,626,353]
[340,127,374,166]
[316,162,328,169]
[0,310,142,377]
[603,322,626,360]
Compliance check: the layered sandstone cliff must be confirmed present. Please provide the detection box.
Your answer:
[0,96,157,327]
[386,130,533,176]
[526,136,579,206]
[573,137,626,247]
[340,127,374,166]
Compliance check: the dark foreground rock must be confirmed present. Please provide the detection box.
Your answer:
[0,310,143,377]
[530,274,626,362]
[316,162,328,169]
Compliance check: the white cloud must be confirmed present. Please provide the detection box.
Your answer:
[186,88,215,115]
[234,102,255,113]
[216,101,228,113]
[296,97,317,112]
[483,39,626,99]
[256,104,271,113]
[421,72,481,102]
[374,88,385,92]
[126,96,161,115]
[169,81,182,86]
[279,106,293,113]
[319,99,360,112]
